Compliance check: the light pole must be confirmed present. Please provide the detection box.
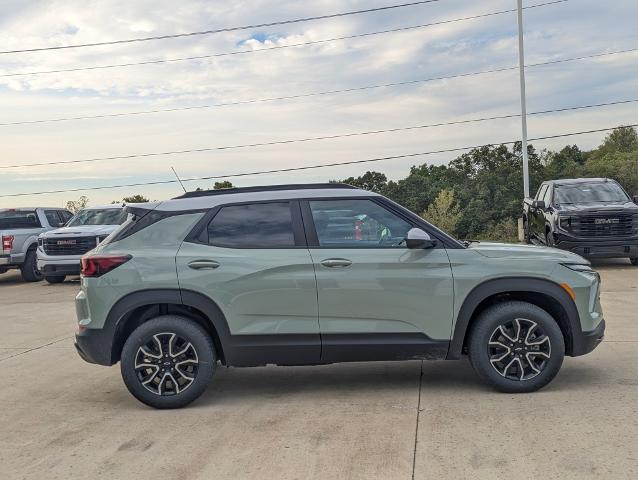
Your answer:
[517,0,530,198]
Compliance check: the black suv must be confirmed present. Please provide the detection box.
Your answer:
[523,178,638,264]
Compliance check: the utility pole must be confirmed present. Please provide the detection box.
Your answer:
[517,0,530,198]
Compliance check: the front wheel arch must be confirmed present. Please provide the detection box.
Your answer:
[448,278,580,360]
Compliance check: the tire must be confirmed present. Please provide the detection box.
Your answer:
[468,301,565,393]
[45,275,66,284]
[20,249,43,282]
[120,315,216,409]
[630,258,638,266]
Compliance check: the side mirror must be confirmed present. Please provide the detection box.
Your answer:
[405,228,437,249]
[633,195,638,205]
[58,222,66,227]
[532,200,546,210]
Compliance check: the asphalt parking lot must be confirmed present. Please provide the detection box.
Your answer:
[1,261,637,480]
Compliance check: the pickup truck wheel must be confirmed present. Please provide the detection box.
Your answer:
[20,249,43,282]
[120,315,216,409]
[468,301,564,393]
[44,275,66,284]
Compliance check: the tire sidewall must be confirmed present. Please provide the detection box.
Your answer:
[21,249,42,282]
[121,316,216,409]
[469,302,565,393]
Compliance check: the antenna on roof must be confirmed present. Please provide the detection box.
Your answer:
[170,166,187,193]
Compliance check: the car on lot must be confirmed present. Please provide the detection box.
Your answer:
[75,184,605,409]
[0,207,73,282]
[37,205,128,284]
[523,178,638,264]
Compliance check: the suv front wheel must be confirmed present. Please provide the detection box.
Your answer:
[121,315,216,409]
[468,301,565,393]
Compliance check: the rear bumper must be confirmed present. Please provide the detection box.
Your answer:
[0,254,23,266]
[554,234,638,258]
[75,328,113,366]
[572,319,605,356]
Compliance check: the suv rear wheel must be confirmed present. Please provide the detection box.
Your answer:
[121,315,216,409]
[468,301,564,393]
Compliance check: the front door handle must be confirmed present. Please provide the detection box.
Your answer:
[320,258,352,268]
[188,260,220,270]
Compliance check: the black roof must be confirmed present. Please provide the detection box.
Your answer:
[173,183,357,199]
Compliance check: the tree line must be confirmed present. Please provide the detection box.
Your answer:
[335,126,638,241]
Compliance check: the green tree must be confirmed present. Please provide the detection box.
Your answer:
[337,171,388,192]
[112,194,150,204]
[65,196,89,213]
[422,189,462,235]
[213,181,234,190]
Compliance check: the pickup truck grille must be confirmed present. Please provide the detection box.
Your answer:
[43,237,97,256]
[569,213,636,238]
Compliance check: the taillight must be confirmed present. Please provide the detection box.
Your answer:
[2,235,13,252]
[81,254,131,278]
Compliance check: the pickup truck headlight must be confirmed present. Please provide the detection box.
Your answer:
[558,216,571,230]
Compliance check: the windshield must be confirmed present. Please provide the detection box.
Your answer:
[554,182,629,204]
[0,210,41,229]
[67,208,128,227]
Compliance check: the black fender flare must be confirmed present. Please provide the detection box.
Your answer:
[447,277,583,359]
[101,288,234,365]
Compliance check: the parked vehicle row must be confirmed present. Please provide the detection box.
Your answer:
[73,184,605,409]
[523,178,638,264]
[0,206,128,283]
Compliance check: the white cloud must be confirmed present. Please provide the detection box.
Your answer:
[0,0,637,206]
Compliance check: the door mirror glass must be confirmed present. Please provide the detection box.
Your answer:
[532,200,546,210]
[405,228,436,249]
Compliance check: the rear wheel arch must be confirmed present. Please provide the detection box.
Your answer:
[107,289,230,365]
[448,278,581,359]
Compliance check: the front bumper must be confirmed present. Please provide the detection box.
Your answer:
[572,319,605,356]
[554,233,638,258]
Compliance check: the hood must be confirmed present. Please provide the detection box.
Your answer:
[469,242,587,263]
[40,224,119,238]
[556,201,638,214]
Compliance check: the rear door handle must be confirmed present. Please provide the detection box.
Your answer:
[188,260,220,270]
[320,258,352,268]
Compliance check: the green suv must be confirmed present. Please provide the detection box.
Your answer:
[75,184,605,408]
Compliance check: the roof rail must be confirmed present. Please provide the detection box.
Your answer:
[172,183,358,199]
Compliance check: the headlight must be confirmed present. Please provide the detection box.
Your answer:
[37,238,43,247]
[562,263,600,281]
[558,216,571,229]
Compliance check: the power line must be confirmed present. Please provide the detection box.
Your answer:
[3,46,635,128]
[2,98,636,170]
[0,1,567,78]
[0,1,441,55]
[2,123,635,198]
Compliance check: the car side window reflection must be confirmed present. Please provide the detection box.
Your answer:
[309,199,412,248]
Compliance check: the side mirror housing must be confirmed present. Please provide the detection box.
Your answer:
[405,228,437,249]
[532,200,546,210]
[58,222,66,228]
[633,195,638,205]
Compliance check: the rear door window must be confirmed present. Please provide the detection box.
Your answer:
[207,202,297,248]
[0,211,42,229]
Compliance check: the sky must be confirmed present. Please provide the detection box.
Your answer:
[1,0,637,207]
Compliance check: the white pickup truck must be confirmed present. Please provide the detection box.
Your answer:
[0,208,73,282]
[37,205,128,283]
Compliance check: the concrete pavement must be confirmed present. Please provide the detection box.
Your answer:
[0,260,636,479]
